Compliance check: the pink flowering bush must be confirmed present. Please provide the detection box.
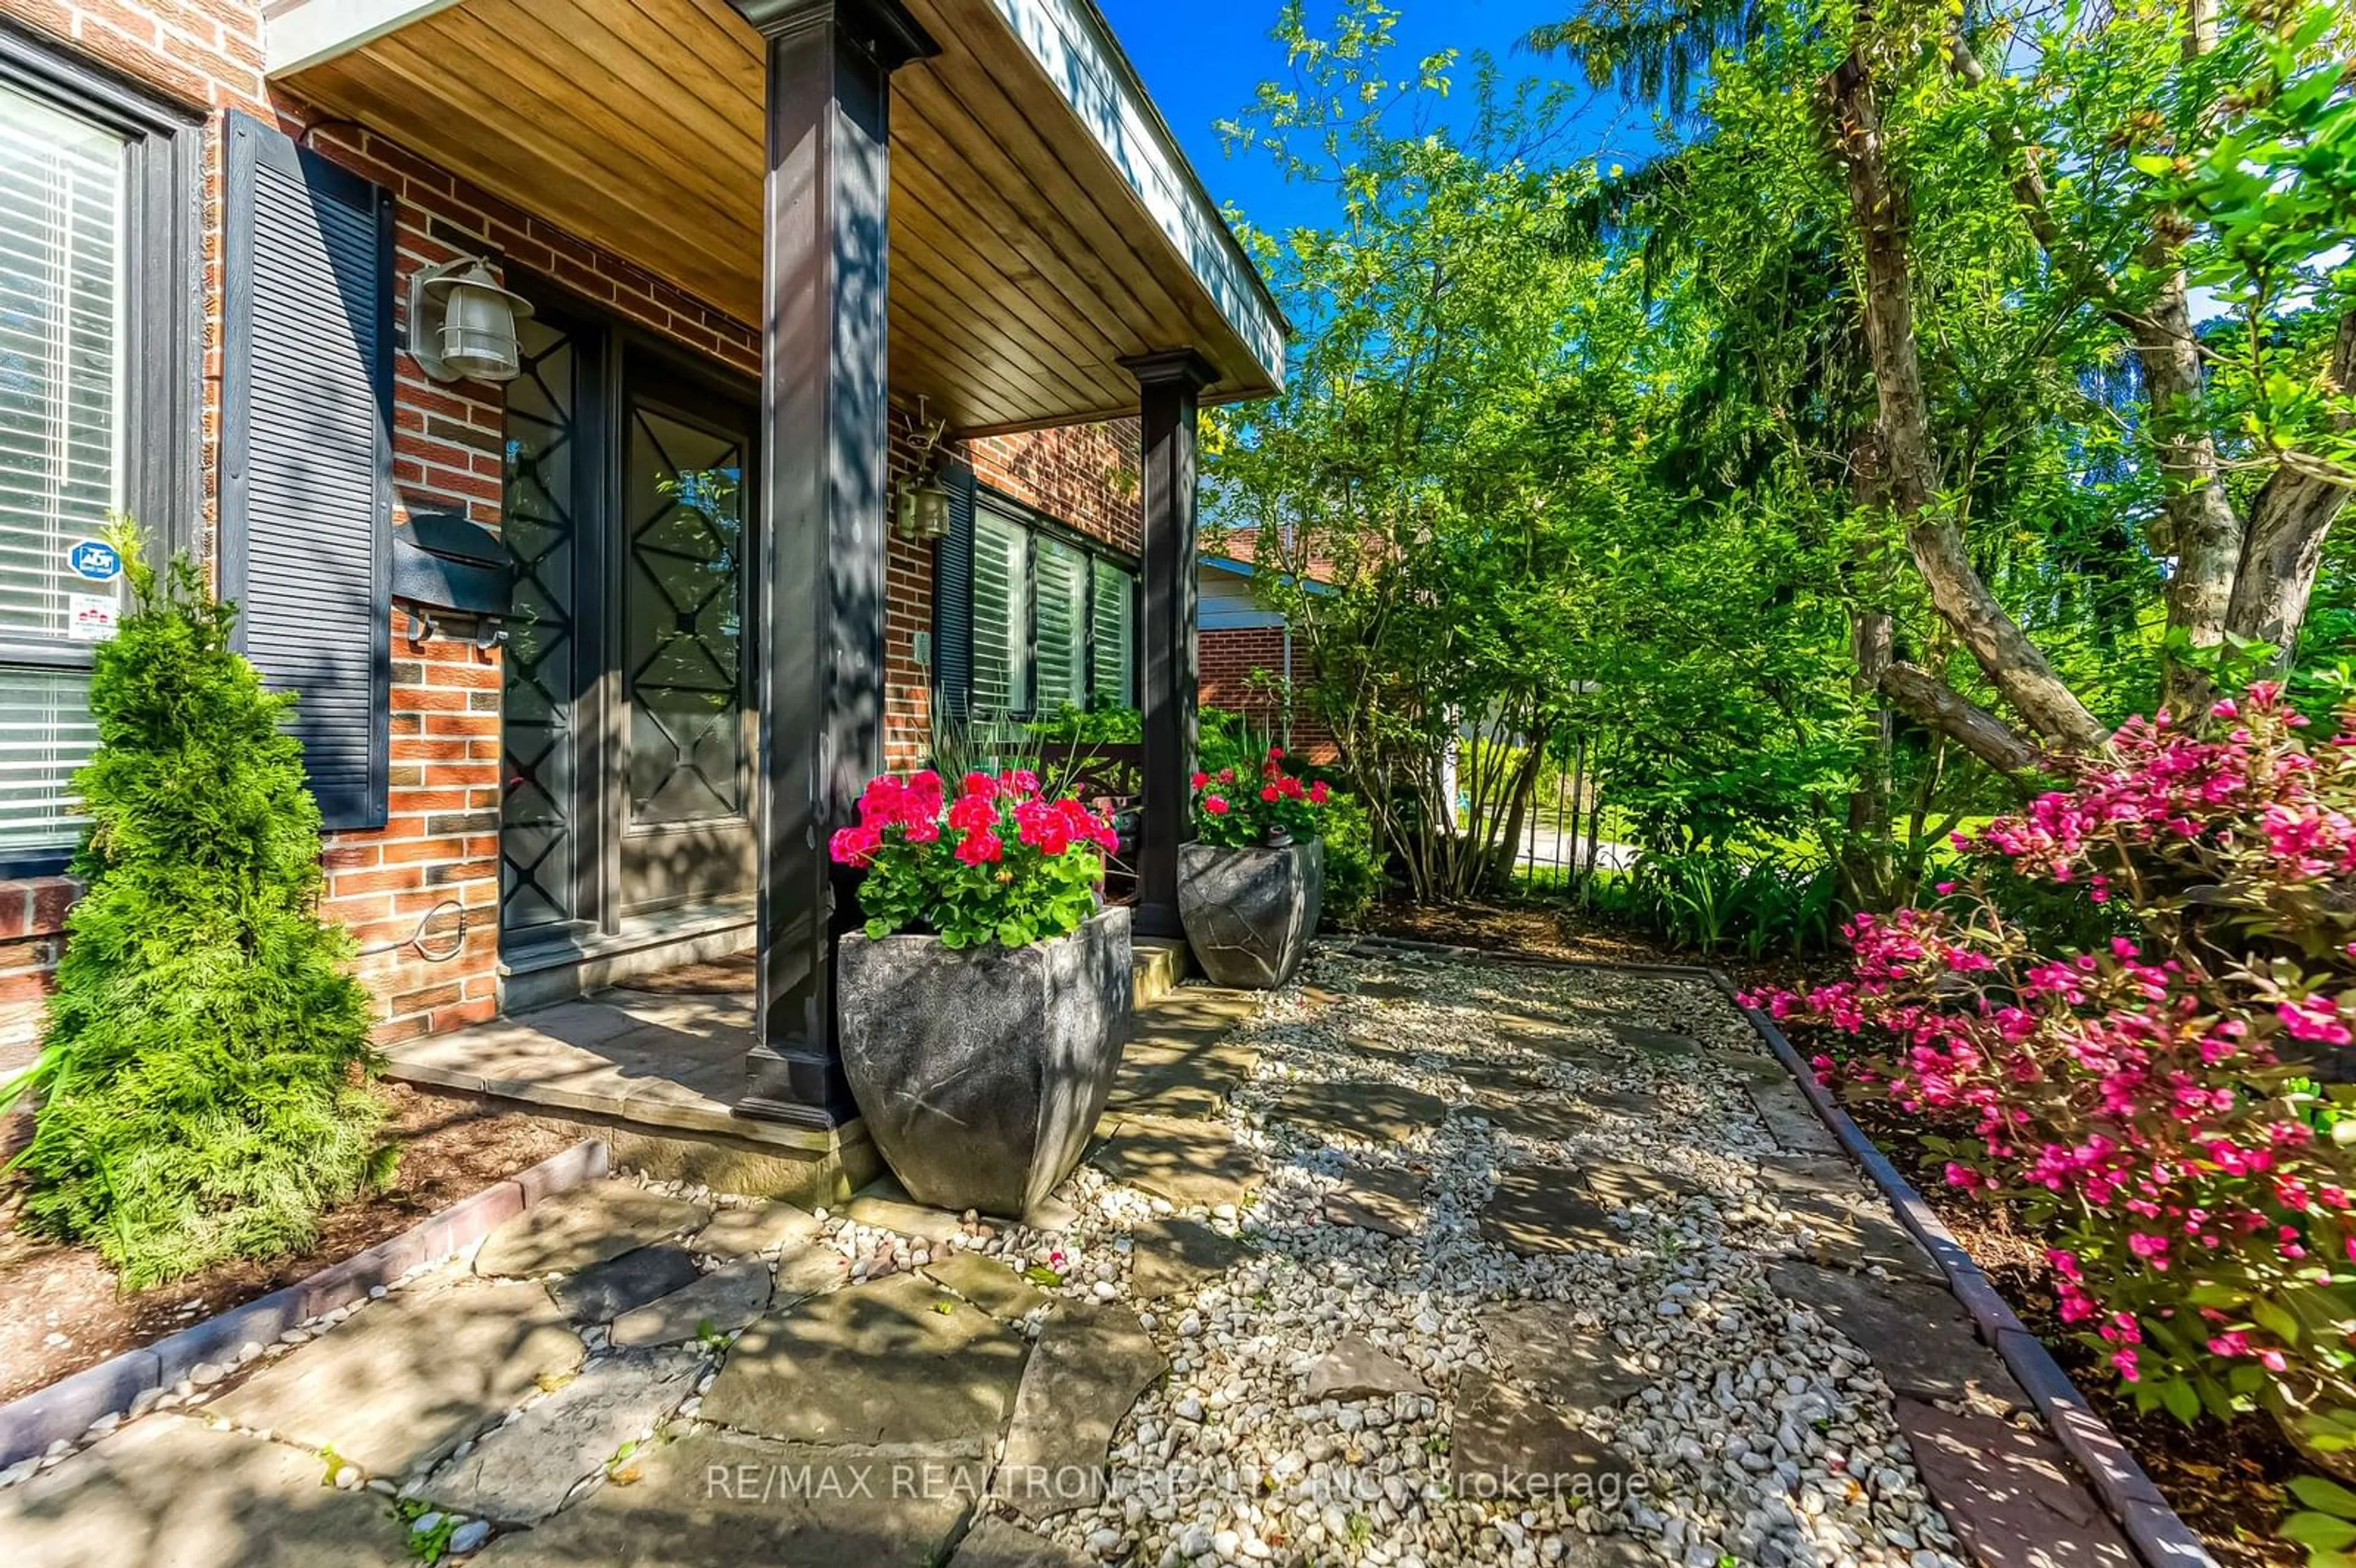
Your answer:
[1193,745,1333,848]
[1759,684,2356,1457]
[830,767,1119,949]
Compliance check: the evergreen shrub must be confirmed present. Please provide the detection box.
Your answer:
[6,527,390,1287]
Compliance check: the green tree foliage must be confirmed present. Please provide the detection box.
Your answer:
[1209,3,1664,901]
[1211,0,2352,923]
[9,528,388,1288]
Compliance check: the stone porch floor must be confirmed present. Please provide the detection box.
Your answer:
[0,948,2141,1568]
[383,963,790,1148]
[384,942,1194,1173]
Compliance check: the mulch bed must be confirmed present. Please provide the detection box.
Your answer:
[0,1080,582,1407]
[1357,896,1681,965]
[1358,896,2301,1567]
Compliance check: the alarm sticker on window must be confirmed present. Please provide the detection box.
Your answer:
[67,593,120,642]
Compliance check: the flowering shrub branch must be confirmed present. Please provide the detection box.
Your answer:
[1193,745,1332,848]
[830,769,1118,949]
[1757,685,2356,1455]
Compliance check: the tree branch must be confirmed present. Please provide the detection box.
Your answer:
[1878,663,2044,782]
[1947,28,2153,335]
[1950,7,2241,718]
[1820,50,2111,753]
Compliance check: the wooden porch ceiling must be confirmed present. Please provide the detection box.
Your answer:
[266,0,1287,437]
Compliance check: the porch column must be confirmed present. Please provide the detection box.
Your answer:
[1123,350,1218,940]
[733,0,936,1127]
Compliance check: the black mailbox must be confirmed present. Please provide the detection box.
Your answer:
[392,512,512,618]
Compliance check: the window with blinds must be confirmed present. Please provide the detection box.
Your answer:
[971,507,1029,716]
[0,82,127,853]
[1034,536,1087,716]
[1090,565,1134,707]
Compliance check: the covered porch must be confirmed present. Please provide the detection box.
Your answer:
[377,938,1196,1199]
[264,0,1288,1128]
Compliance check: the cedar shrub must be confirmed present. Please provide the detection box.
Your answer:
[9,524,391,1288]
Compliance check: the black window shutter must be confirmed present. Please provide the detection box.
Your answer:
[220,110,394,832]
[931,459,976,720]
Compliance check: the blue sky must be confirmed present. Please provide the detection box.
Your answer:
[1096,0,1668,240]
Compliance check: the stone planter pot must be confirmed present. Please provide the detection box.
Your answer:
[837,906,1133,1220]
[1178,838,1323,990]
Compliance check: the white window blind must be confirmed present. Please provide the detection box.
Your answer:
[0,84,125,851]
[1090,566,1134,707]
[1034,536,1087,715]
[0,667,97,848]
[0,86,122,637]
[971,507,1028,716]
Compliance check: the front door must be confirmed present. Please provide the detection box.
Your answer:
[615,361,756,917]
[499,298,758,961]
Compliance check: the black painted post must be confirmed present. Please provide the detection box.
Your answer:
[1123,350,1217,940]
[733,0,936,1127]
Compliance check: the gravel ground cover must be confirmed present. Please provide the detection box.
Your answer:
[0,945,2124,1568]
[973,947,1986,1568]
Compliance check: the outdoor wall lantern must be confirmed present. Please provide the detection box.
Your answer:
[899,470,953,541]
[410,256,534,383]
[895,397,955,541]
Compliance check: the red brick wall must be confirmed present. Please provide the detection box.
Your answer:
[0,877,75,1059]
[969,422,1143,558]
[884,410,936,771]
[1202,626,1340,766]
[4,0,265,113]
[0,0,1153,1044]
[877,418,1144,772]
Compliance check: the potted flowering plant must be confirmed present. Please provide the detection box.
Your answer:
[828,767,1133,1220]
[1178,746,1330,988]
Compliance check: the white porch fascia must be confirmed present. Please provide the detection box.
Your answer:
[985,0,1290,388]
[260,0,468,78]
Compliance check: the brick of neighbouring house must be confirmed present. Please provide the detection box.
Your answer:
[1201,626,1342,764]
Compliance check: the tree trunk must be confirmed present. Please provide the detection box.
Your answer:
[1843,428,1896,907]
[1580,776,1604,905]
[1845,605,1897,905]
[1565,738,1588,898]
[1819,51,2109,754]
[2138,256,2247,709]
[1484,729,1550,896]
[2225,309,2356,661]
[2146,0,2242,712]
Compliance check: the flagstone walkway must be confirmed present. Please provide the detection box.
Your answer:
[0,947,2135,1568]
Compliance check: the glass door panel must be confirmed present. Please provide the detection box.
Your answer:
[617,359,756,918]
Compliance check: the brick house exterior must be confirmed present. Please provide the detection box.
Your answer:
[0,0,1160,1056]
[1198,547,1340,767]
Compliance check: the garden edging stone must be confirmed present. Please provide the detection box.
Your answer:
[0,1137,611,1470]
[1728,967,2221,1568]
[1339,932,2219,1568]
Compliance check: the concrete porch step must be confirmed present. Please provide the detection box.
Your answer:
[1133,937,1191,1009]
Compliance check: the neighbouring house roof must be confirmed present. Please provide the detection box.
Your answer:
[1198,525,1338,588]
[1198,551,1338,599]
